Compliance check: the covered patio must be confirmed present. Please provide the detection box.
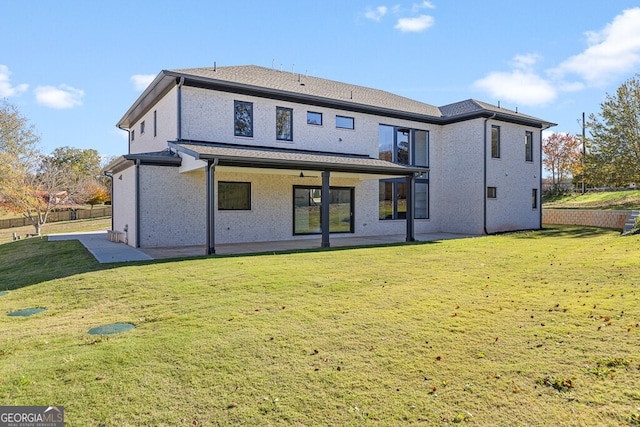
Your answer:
[169,141,430,255]
[138,231,473,259]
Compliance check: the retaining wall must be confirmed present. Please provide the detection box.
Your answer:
[542,209,631,230]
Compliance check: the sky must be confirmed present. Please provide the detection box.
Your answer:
[2,0,640,159]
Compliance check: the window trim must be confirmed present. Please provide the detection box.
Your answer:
[218,181,252,211]
[336,115,355,130]
[307,111,323,126]
[491,125,500,159]
[525,131,533,162]
[276,106,293,141]
[487,186,497,199]
[234,100,254,138]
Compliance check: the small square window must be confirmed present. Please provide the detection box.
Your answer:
[276,107,293,141]
[336,115,354,129]
[234,101,253,137]
[532,188,538,209]
[307,111,322,125]
[140,121,145,134]
[218,182,251,210]
[487,187,497,199]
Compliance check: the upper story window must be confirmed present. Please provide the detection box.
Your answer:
[525,131,533,162]
[131,129,135,142]
[378,125,429,167]
[234,100,253,137]
[491,125,500,158]
[276,107,293,141]
[153,110,157,137]
[336,115,354,129]
[140,120,145,134]
[307,111,322,126]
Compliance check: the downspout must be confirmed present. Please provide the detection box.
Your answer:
[135,159,141,248]
[104,172,114,231]
[176,77,184,141]
[117,125,131,155]
[206,158,219,255]
[483,113,497,235]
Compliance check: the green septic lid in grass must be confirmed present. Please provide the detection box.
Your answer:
[0,291,8,297]
[88,323,135,335]
[7,308,46,317]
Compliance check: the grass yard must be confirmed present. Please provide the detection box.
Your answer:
[0,218,111,245]
[543,190,640,210]
[1,226,640,426]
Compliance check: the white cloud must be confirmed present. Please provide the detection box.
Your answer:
[394,15,434,32]
[474,69,557,107]
[131,74,156,91]
[0,65,28,97]
[365,6,388,21]
[412,1,435,12]
[512,53,541,70]
[552,7,640,86]
[34,85,84,109]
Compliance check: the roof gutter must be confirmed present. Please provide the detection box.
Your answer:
[483,112,497,235]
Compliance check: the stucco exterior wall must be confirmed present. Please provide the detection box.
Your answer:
[437,119,485,234]
[181,86,377,157]
[542,209,630,229]
[111,164,137,246]
[138,166,206,247]
[129,86,178,154]
[485,121,541,232]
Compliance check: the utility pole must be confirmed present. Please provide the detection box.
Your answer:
[582,112,586,194]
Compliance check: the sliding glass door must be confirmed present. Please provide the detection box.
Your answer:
[293,186,354,235]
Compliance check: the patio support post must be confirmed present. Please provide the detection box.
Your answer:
[406,174,415,242]
[321,170,330,248]
[206,159,218,255]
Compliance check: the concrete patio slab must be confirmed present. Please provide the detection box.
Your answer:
[48,231,475,263]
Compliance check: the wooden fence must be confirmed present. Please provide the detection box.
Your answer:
[0,206,112,229]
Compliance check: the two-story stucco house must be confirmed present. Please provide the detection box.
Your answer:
[105,65,555,254]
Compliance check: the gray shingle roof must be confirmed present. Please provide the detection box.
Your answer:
[170,141,428,176]
[118,65,555,129]
[172,65,443,117]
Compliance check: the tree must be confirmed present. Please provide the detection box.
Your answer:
[0,102,106,235]
[585,73,640,187]
[542,133,581,193]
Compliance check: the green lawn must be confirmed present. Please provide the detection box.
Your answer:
[1,225,640,426]
[543,190,640,210]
